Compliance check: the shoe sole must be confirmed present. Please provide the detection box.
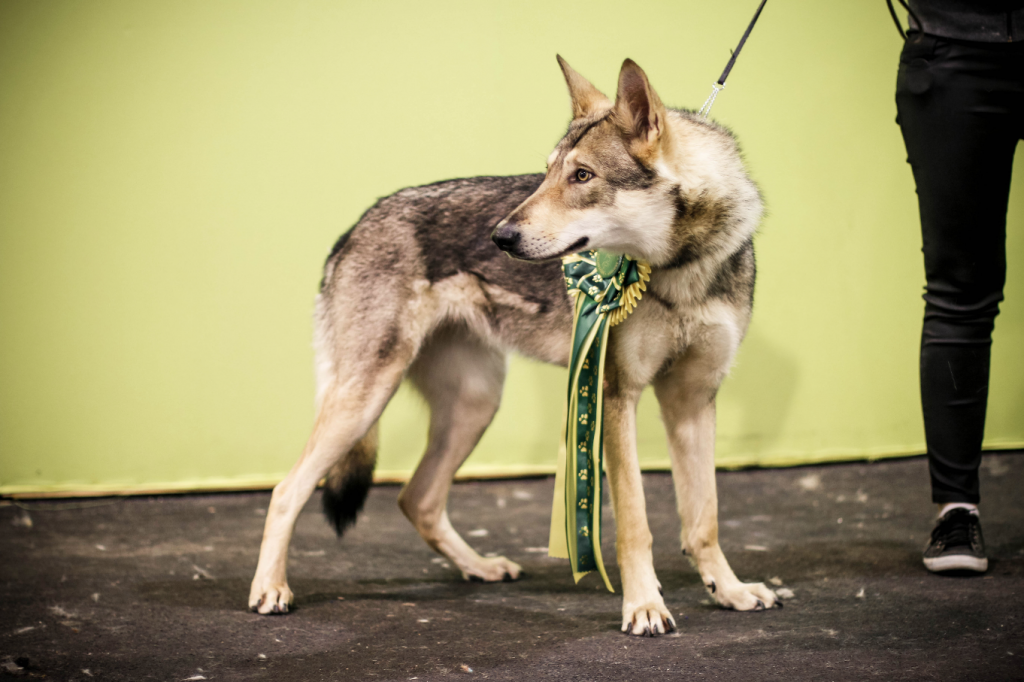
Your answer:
[923,555,988,573]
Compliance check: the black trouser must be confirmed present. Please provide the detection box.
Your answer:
[896,33,1023,504]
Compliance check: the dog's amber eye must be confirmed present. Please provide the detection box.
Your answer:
[575,168,592,183]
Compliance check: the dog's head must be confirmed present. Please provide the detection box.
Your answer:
[492,57,679,262]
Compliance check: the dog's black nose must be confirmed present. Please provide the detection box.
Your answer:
[491,224,521,253]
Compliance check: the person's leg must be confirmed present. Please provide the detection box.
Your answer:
[896,34,1022,507]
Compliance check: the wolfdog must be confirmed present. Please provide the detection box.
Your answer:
[249,57,779,635]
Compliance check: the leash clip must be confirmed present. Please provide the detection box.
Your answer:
[698,82,725,119]
[697,0,767,120]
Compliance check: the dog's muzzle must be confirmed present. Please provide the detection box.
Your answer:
[491,222,521,254]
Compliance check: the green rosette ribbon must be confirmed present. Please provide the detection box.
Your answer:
[548,250,651,591]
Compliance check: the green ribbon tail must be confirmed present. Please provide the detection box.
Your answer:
[588,319,613,592]
[554,292,614,593]
[553,249,648,592]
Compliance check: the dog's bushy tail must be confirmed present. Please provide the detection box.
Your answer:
[322,422,378,536]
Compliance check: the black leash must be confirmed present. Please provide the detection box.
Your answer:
[699,0,769,118]
[886,0,922,40]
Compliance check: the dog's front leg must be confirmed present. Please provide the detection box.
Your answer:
[603,371,675,636]
[654,352,778,612]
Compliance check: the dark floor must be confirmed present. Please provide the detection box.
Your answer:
[2,453,1023,681]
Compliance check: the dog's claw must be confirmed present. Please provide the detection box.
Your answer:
[623,607,674,637]
[461,556,523,583]
[755,599,765,611]
[707,579,716,594]
[775,599,784,609]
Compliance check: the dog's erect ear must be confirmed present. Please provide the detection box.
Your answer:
[557,55,611,120]
[612,59,667,149]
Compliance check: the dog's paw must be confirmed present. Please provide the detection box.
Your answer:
[621,601,676,637]
[462,556,524,583]
[248,581,294,615]
[707,578,779,611]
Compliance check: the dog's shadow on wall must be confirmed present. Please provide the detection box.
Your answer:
[634,328,800,463]
[715,328,800,461]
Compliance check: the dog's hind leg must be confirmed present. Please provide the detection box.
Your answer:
[653,338,778,612]
[397,328,522,582]
[248,360,408,615]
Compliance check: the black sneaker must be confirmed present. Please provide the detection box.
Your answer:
[923,508,988,573]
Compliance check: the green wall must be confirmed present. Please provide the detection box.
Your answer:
[2,1,1022,495]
